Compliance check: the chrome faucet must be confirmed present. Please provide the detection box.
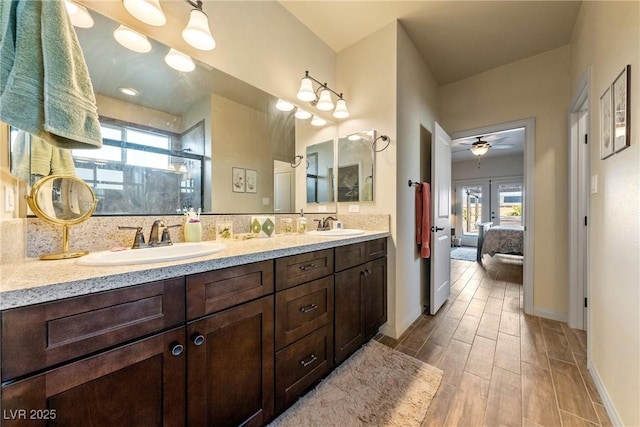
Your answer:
[119,221,181,249]
[149,220,167,246]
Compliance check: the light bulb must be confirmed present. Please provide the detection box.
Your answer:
[333,98,349,118]
[65,0,94,28]
[470,145,489,156]
[276,99,295,112]
[164,49,195,72]
[182,9,215,51]
[297,77,316,102]
[113,25,152,53]
[123,0,166,26]
[311,116,327,126]
[119,87,139,96]
[295,108,312,120]
[316,89,334,111]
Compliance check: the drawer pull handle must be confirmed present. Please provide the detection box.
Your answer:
[170,342,184,356]
[300,354,318,367]
[300,304,318,313]
[299,263,317,271]
[193,334,205,346]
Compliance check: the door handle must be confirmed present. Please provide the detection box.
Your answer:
[431,226,445,232]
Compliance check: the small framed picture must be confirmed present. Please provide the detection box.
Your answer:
[613,65,631,153]
[232,167,245,192]
[600,85,614,159]
[246,169,257,193]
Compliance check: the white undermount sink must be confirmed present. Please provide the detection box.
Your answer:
[77,241,227,266]
[307,229,366,237]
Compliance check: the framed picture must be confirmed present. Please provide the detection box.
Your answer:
[232,167,245,192]
[613,65,631,153]
[246,169,257,193]
[600,85,614,159]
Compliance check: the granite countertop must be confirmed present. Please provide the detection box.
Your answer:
[0,231,389,311]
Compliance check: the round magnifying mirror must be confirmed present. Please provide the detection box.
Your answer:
[26,175,98,260]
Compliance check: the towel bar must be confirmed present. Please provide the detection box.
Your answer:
[408,180,422,187]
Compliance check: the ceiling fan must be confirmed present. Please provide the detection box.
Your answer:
[453,135,513,157]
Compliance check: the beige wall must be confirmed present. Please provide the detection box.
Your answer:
[439,46,571,317]
[452,154,524,182]
[569,2,640,425]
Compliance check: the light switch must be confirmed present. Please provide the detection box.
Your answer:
[590,175,598,194]
[348,204,360,213]
[4,186,15,213]
[262,197,270,206]
[318,205,327,212]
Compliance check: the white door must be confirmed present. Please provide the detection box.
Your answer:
[274,171,293,212]
[430,123,452,315]
[489,178,524,226]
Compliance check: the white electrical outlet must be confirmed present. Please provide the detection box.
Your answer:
[318,205,327,212]
[348,204,360,213]
[262,197,270,206]
[4,186,15,213]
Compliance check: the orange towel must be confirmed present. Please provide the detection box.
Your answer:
[416,183,431,258]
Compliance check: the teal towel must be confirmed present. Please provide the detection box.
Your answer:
[0,0,102,149]
[11,130,76,183]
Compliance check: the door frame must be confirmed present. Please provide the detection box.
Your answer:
[568,70,591,331]
[451,118,535,316]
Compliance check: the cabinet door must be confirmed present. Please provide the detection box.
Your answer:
[334,265,365,365]
[1,327,186,427]
[364,257,388,340]
[187,295,274,427]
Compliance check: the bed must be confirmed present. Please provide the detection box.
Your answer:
[477,223,524,263]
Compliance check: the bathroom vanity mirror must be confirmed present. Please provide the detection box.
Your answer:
[7,7,314,215]
[306,140,335,204]
[337,130,376,202]
[26,175,98,260]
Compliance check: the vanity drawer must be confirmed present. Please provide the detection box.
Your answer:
[334,242,366,272]
[366,238,387,261]
[186,260,273,320]
[275,276,334,350]
[275,249,333,291]
[275,322,334,413]
[1,277,185,381]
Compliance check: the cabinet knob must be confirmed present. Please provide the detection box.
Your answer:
[362,269,370,277]
[170,342,184,356]
[192,334,205,346]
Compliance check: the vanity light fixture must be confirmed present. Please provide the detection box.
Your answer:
[113,25,152,53]
[296,71,349,119]
[65,0,94,28]
[276,99,295,112]
[311,116,327,127]
[165,48,196,72]
[294,108,312,120]
[123,0,166,26]
[182,0,216,51]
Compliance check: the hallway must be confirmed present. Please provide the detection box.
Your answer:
[377,256,612,426]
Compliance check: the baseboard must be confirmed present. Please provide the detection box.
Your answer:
[533,306,568,323]
[587,359,623,426]
[379,306,422,340]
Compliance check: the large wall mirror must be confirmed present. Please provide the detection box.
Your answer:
[336,130,376,202]
[6,8,338,215]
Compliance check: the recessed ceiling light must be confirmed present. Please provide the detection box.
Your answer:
[119,87,139,96]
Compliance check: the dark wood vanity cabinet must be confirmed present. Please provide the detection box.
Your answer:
[334,239,387,365]
[0,278,187,426]
[274,251,335,414]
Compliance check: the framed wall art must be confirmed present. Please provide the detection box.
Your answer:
[613,65,631,153]
[246,169,257,193]
[600,85,614,159]
[232,167,245,193]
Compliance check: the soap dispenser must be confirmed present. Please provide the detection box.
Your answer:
[296,209,307,234]
[184,209,202,242]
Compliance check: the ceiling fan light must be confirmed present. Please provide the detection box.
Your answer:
[316,89,334,111]
[113,25,152,53]
[122,0,166,26]
[297,77,316,102]
[65,0,94,28]
[470,145,489,156]
[294,108,312,120]
[164,48,195,72]
[182,9,216,51]
[333,98,349,118]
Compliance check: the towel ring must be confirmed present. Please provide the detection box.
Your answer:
[290,155,304,168]
[372,135,390,152]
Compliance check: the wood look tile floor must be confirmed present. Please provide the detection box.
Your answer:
[376,255,613,427]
